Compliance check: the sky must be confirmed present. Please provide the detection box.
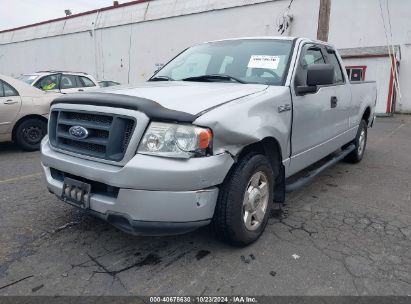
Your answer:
[0,0,136,31]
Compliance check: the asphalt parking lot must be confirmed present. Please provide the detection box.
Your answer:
[0,115,411,296]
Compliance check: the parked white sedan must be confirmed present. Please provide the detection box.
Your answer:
[17,71,100,94]
[0,75,61,151]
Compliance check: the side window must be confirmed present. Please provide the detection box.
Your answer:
[303,48,326,66]
[3,82,19,96]
[295,45,326,86]
[78,76,96,87]
[346,67,366,81]
[327,50,345,84]
[350,69,363,81]
[60,74,78,89]
[35,74,61,91]
[0,82,4,97]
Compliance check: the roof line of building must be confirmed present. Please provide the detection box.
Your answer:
[0,0,150,34]
[339,45,401,59]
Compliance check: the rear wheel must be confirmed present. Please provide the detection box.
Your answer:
[14,118,47,151]
[344,119,367,163]
[213,153,275,247]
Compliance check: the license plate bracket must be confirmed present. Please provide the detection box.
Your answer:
[62,177,91,209]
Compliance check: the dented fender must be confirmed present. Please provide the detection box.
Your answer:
[194,86,292,161]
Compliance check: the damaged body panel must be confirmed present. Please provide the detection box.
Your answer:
[194,86,292,162]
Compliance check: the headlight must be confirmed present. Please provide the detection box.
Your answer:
[138,122,212,158]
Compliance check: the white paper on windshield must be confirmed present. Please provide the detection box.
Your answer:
[247,55,280,70]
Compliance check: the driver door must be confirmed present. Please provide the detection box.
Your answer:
[289,43,338,175]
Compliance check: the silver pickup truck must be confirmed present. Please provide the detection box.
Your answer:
[41,37,376,246]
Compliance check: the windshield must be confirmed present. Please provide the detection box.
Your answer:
[153,39,293,85]
[17,74,39,85]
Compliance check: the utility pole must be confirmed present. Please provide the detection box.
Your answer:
[317,0,331,41]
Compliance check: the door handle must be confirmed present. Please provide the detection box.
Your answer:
[78,89,84,92]
[4,99,18,105]
[331,96,338,108]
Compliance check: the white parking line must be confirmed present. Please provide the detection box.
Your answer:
[371,123,405,147]
[0,172,42,184]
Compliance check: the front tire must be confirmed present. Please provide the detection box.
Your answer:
[14,118,47,151]
[344,119,367,163]
[213,153,275,247]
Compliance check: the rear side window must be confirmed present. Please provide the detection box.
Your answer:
[78,76,96,87]
[327,50,345,84]
[0,81,19,97]
[60,74,78,89]
[3,82,19,96]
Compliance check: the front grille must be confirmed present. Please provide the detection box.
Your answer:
[49,110,136,161]
[61,138,107,154]
[65,112,113,125]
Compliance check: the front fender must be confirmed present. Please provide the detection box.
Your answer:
[194,86,292,161]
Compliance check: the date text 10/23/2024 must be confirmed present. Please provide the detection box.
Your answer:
[149,297,258,303]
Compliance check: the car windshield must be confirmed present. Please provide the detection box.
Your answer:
[17,74,39,85]
[153,39,293,85]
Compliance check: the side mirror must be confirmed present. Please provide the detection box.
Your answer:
[296,64,335,95]
[296,85,317,95]
[307,64,334,86]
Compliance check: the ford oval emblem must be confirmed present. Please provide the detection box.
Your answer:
[69,126,89,139]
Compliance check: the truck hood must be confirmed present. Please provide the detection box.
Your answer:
[101,81,268,115]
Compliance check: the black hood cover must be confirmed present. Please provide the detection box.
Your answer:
[51,92,197,123]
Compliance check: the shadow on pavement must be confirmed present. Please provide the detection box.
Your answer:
[0,142,22,154]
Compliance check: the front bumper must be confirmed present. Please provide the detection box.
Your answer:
[41,137,234,235]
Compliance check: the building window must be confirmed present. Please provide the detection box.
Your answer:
[346,66,367,81]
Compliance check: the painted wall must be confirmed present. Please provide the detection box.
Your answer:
[0,0,320,84]
[0,0,410,112]
[343,57,391,114]
[328,0,411,113]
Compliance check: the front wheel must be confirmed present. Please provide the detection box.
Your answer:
[344,119,368,163]
[213,153,275,247]
[14,118,47,151]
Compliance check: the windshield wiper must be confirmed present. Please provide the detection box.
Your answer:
[149,76,174,82]
[181,74,246,84]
